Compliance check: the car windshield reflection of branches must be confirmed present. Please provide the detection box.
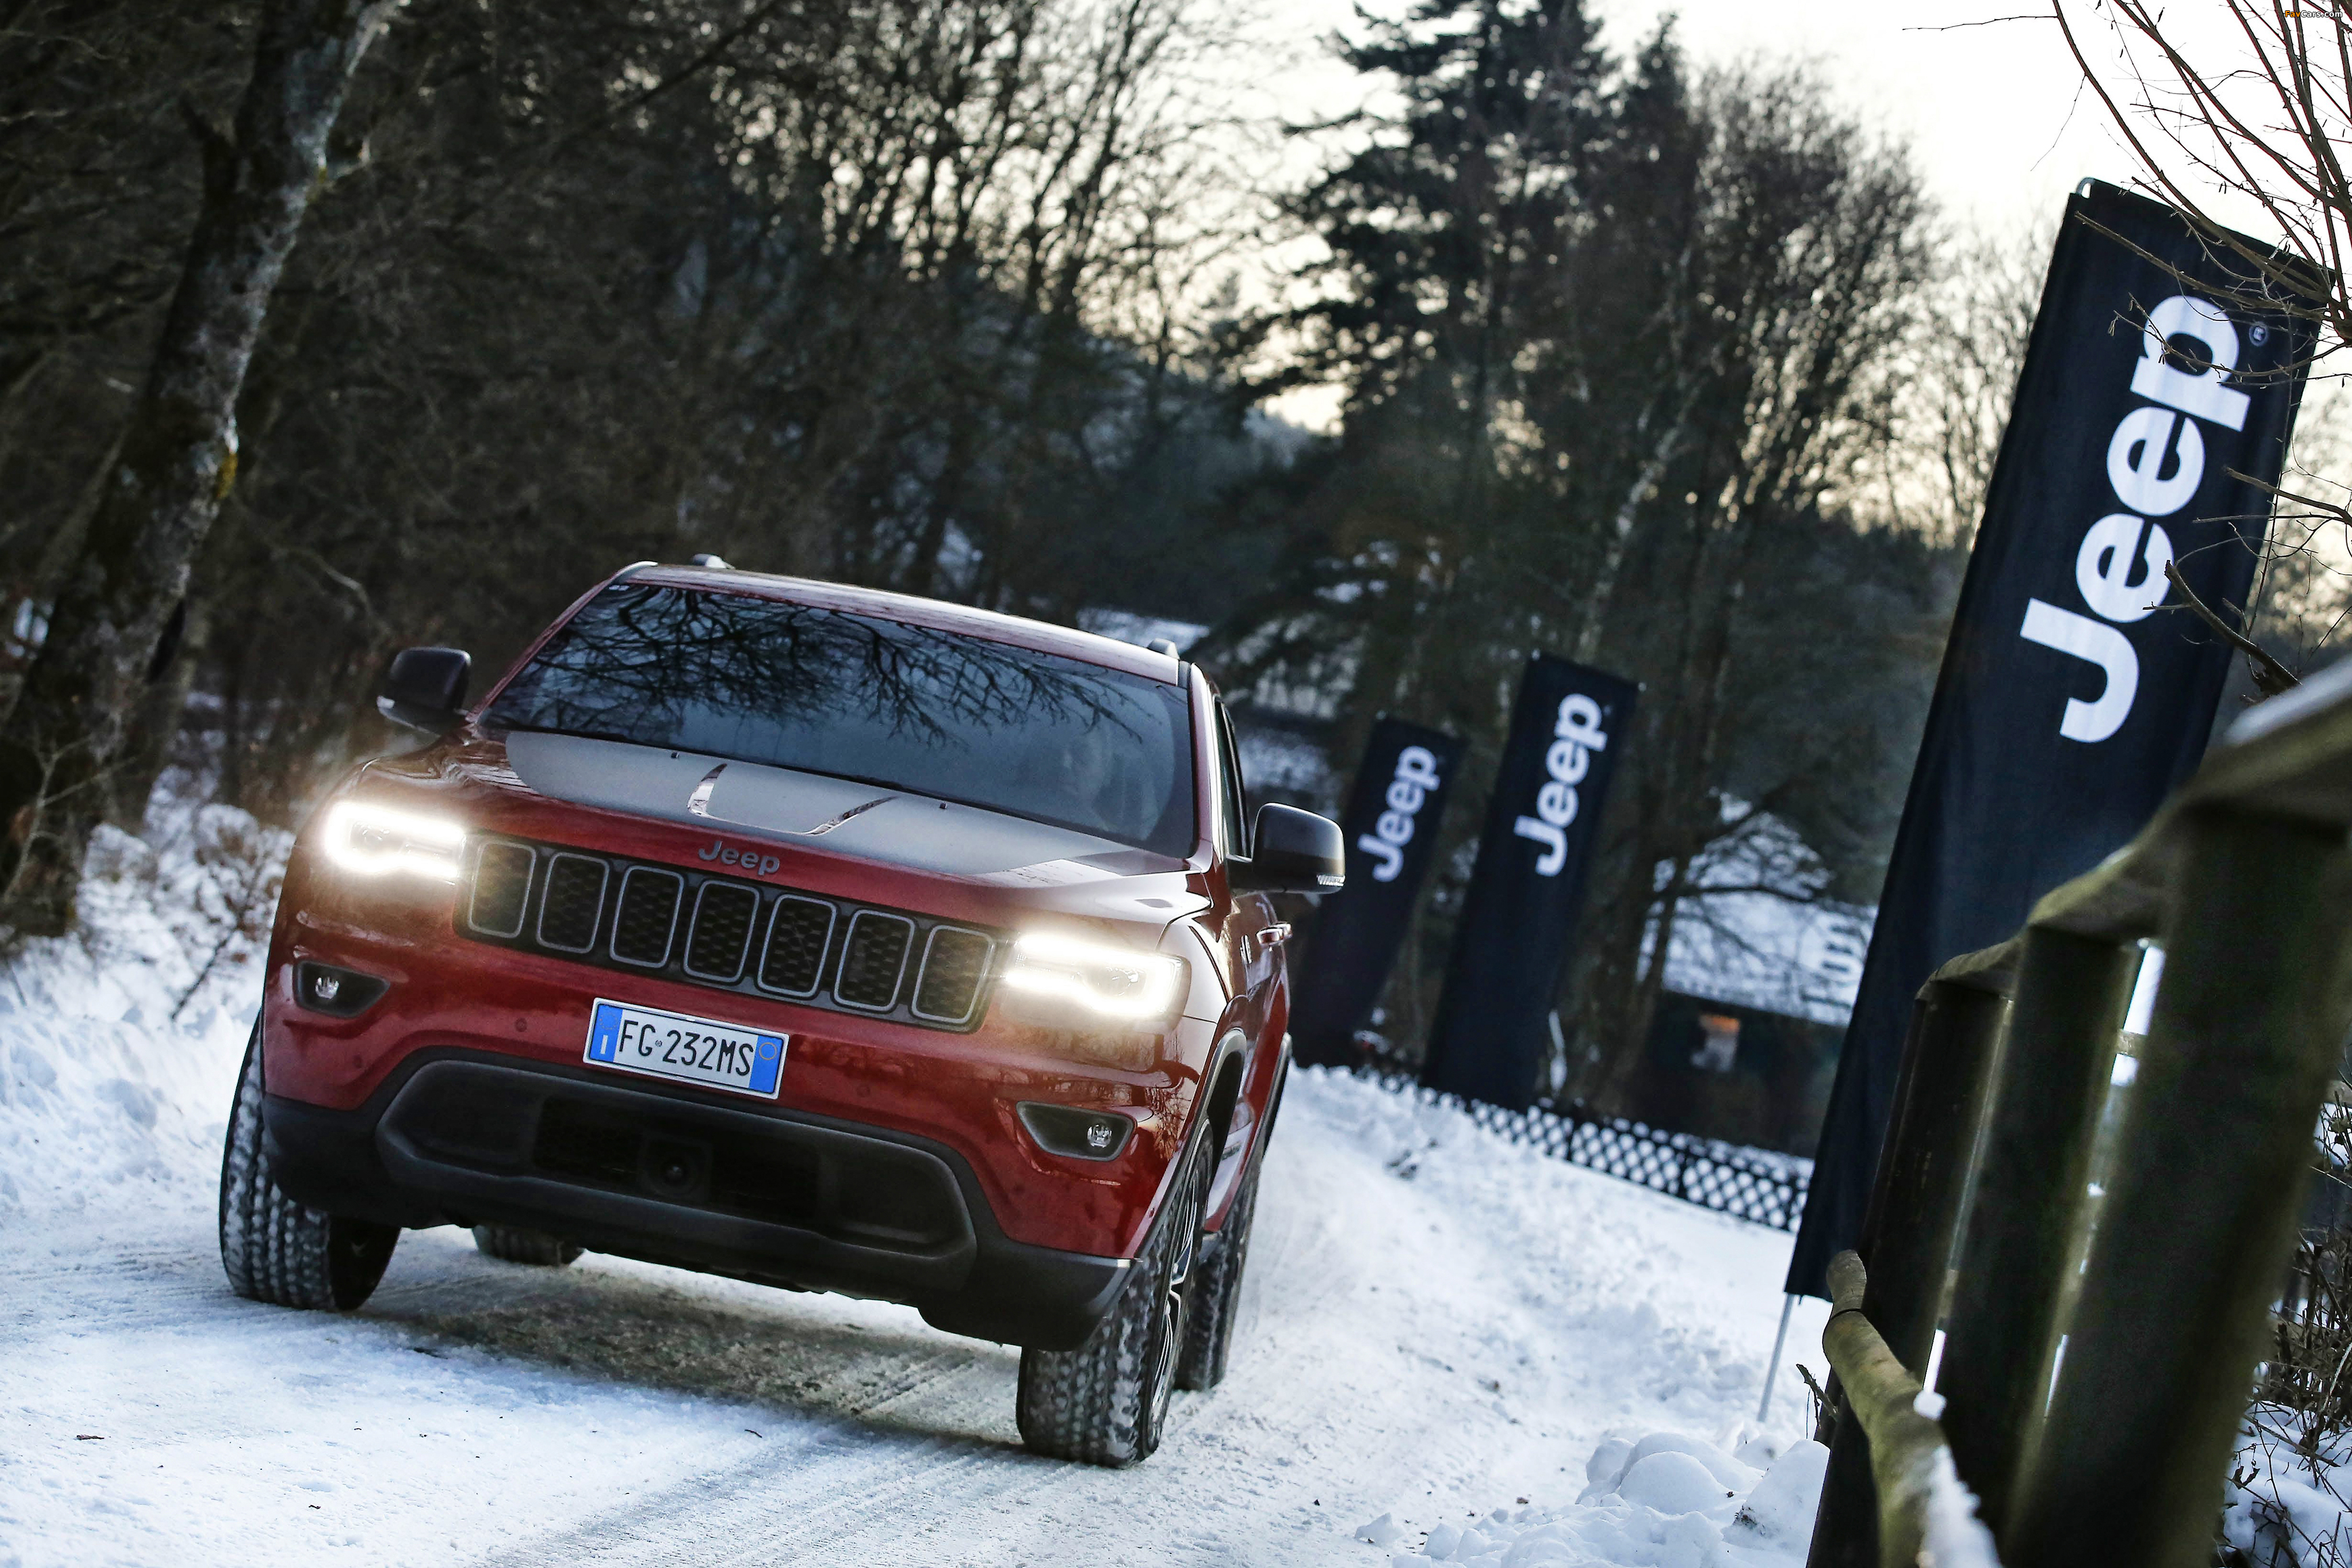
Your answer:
[484,586,1194,855]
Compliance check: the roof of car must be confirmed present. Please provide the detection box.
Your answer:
[618,564,1187,685]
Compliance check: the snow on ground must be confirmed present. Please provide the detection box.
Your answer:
[1,815,1834,1567]
[2225,1407,2352,1566]
[0,815,277,1219]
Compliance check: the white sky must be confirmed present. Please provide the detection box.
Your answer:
[1257,0,2138,233]
[1587,0,2123,235]
[1243,1,2253,428]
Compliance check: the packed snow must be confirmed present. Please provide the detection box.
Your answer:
[0,808,1845,1566]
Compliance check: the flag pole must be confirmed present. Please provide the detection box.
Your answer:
[1757,1292,1797,1423]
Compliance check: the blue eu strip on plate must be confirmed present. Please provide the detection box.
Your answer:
[584,997,787,1098]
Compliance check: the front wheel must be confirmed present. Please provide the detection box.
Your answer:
[1176,1148,1262,1391]
[1015,1132,1214,1466]
[218,1023,398,1311]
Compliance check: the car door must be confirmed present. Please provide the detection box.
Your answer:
[1205,697,1289,1222]
[1212,698,1282,1037]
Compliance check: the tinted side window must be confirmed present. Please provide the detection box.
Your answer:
[1214,702,1248,857]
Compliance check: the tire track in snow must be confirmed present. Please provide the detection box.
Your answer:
[469,1120,1482,1568]
[3,1074,1823,1567]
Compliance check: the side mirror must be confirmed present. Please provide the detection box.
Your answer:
[376,646,471,734]
[1229,802,1345,895]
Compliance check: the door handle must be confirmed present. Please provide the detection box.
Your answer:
[1254,923,1294,955]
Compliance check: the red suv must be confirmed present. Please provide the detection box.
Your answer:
[216,563,1343,1465]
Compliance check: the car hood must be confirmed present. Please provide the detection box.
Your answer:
[483,730,1202,915]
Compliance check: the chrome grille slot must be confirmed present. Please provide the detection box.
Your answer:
[536,853,607,952]
[760,896,835,997]
[469,843,534,937]
[834,912,914,1011]
[684,882,759,981]
[609,868,683,967]
[459,837,995,1031]
[912,927,992,1024]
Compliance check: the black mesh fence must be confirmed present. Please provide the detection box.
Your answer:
[1345,1067,1811,1232]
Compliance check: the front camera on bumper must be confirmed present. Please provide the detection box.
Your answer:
[319,801,466,882]
[999,932,1185,1027]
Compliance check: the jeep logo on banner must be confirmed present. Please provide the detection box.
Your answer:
[1422,653,1637,1108]
[1786,178,2318,1299]
[2015,291,2257,742]
[1290,718,1464,1067]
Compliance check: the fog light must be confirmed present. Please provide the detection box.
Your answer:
[1018,1102,1134,1162]
[295,962,388,1019]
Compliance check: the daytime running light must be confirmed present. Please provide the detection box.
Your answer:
[1001,931,1185,1023]
[319,800,467,883]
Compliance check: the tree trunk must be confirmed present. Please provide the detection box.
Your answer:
[0,0,401,934]
[1592,853,1687,1113]
[108,592,211,833]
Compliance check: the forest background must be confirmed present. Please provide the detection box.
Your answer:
[6,0,2346,1112]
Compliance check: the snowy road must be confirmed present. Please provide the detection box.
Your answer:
[1,1011,1828,1568]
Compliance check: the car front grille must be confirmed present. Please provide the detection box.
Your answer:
[457,837,998,1033]
[384,1062,970,1253]
[610,868,683,966]
[537,854,606,951]
[760,897,834,996]
[835,912,914,1011]
[914,927,993,1023]
[684,883,760,981]
[470,843,533,938]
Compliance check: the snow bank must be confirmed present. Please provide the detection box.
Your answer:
[0,812,277,1218]
[2224,1406,2352,1566]
[1360,1428,1827,1567]
[1289,1069,1835,1566]
[1288,1067,1820,1430]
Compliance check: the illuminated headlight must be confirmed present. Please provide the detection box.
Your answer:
[318,800,466,882]
[1001,932,1186,1025]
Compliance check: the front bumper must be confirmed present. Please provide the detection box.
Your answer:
[264,1049,1132,1350]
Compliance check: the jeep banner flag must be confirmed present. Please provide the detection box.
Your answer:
[1423,654,1637,1109]
[1785,179,2317,1299]
[1290,718,1465,1067]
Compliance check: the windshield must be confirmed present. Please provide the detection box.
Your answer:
[483,584,1198,856]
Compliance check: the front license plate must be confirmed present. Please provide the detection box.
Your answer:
[583,999,786,1099]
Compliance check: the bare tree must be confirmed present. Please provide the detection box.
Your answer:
[2054,1,2352,687]
[1569,65,1936,1098]
[0,0,402,934]
[0,0,1273,911]
[0,3,251,698]
[2055,2,2351,366]
[1861,221,2049,547]
[1200,30,1945,1102]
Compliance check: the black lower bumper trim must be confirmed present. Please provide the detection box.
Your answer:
[262,1050,1130,1349]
